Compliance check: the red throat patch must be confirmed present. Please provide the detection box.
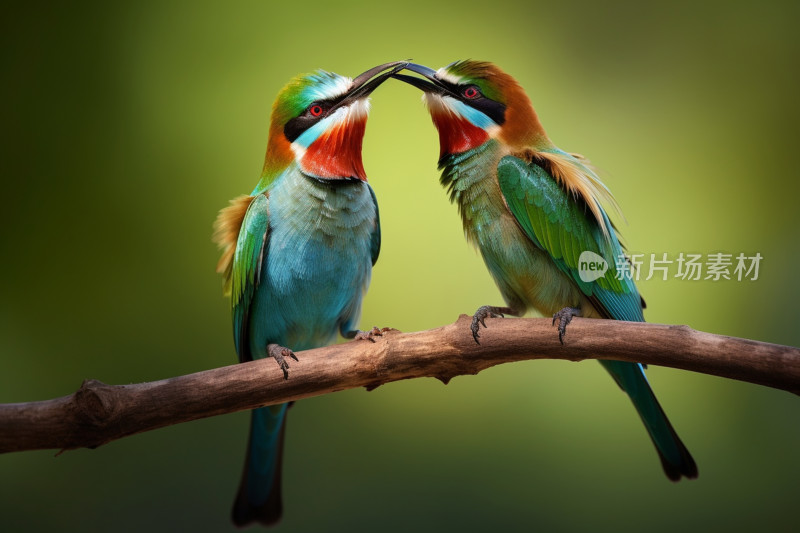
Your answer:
[431,107,489,159]
[300,117,368,180]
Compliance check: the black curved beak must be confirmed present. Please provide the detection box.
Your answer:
[344,60,409,102]
[392,63,454,97]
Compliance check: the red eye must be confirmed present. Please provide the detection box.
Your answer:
[463,86,479,99]
[309,104,323,117]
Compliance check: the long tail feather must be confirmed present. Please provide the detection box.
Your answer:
[232,404,288,527]
[600,360,698,481]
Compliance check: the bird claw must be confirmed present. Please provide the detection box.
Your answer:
[552,307,581,345]
[353,326,395,343]
[267,343,297,380]
[470,305,514,345]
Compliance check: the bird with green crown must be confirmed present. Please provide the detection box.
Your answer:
[214,60,406,527]
[393,60,697,481]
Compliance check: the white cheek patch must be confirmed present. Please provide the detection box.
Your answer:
[348,97,371,120]
[423,93,452,114]
[485,123,501,138]
[290,142,306,160]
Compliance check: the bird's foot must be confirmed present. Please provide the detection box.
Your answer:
[353,326,396,343]
[471,305,515,344]
[267,343,298,380]
[552,307,581,345]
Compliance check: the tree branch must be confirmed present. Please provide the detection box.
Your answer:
[2,316,798,455]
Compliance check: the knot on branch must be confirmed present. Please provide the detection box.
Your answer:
[73,379,120,428]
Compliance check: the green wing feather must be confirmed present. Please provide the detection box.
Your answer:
[231,193,270,362]
[497,155,697,479]
[496,155,643,322]
[367,184,381,266]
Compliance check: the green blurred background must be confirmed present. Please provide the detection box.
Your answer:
[1,1,798,531]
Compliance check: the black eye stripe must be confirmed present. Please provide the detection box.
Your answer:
[450,82,506,126]
[283,101,335,143]
[469,97,506,126]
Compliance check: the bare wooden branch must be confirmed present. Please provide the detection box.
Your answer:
[1,316,798,455]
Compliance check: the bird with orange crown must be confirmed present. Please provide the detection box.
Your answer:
[394,60,698,481]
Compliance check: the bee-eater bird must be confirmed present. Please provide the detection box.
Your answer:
[393,61,697,481]
[214,60,405,527]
